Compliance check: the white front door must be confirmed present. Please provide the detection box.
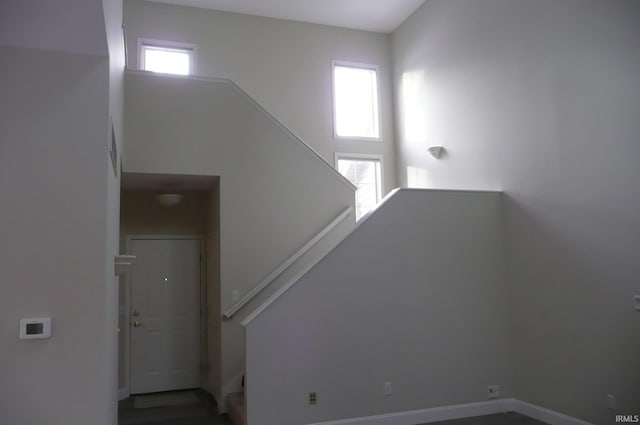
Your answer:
[130,238,201,394]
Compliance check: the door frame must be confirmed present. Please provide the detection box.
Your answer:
[121,235,206,399]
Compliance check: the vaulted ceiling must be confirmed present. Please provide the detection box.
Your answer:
[143,0,426,33]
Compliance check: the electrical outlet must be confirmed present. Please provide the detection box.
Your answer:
[384,382,392,395]
[488,385,500,399]
[309,392,317,405]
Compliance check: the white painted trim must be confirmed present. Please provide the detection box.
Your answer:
[115,254,136,276]
[306,399,515,425]
[331,60,382,142]
[121,244,132,399]
[241,256,321,326]
[224,207,353,319]
[334,152,384,164]
[137,37,198,75]
[513,400,594,425]
[396,188,503,194]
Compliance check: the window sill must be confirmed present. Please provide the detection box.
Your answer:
[334,135,383,142]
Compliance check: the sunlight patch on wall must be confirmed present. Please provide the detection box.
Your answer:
[400,70,429,146]
[406,166,429,188]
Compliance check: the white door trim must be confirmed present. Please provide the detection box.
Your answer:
[122,235,206,396]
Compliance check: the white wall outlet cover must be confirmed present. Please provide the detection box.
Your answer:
[232,290,240,301]
[488,385,500,399]
[19,317,52,339]
[384,382,392,395]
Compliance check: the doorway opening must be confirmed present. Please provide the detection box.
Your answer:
[118,173,221,405]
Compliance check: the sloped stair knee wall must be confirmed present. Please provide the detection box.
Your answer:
[123,71,356,402]
[244,189,513,425]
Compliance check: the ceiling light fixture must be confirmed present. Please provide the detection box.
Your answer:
[156,193,183,207]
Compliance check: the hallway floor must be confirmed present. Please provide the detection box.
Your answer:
[118,389,231,425]
[420,412,550,425]
[118,392,546,425]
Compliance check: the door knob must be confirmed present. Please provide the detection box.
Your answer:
[133,321,143,327]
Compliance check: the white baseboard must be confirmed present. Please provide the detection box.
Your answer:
[307,399,515,425]
[513,400,594,425]
[306,399,595,425]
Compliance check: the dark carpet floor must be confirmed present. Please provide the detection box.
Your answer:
[119,392,546,425]
[420,412,550,425]
[118,389,231,425]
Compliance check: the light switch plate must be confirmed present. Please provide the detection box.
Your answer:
[634,295,640,311]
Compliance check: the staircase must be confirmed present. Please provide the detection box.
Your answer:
[226,393,246,425]
[241,189,511,425]
[123,70,357,425]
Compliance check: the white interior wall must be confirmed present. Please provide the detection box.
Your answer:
[104,0,125,418]
[8,0,639,423]
[393,0,640,422]
[123,0,398,194]
[0,46,113,425]
[0,0,108,55]
[245,189,513,425]
[123,71,356,401]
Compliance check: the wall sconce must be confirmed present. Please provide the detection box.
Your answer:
[156,193,183,206]
[428,146,445,159]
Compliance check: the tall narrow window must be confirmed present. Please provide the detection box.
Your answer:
[333,62,380,140]
[336,154,383,220]
[139,39,195,76]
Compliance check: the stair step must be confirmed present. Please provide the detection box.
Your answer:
[226,392,246,425]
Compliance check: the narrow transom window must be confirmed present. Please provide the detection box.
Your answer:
[333,62,380,140]
[139,40,195,75]
[336,154,383,220]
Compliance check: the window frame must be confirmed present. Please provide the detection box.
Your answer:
[138,38,198,76]
[334,152,384,220]
[331,60,382,142]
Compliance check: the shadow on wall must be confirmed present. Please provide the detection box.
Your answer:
[501,193,640,421]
